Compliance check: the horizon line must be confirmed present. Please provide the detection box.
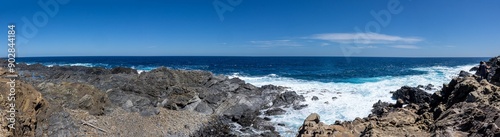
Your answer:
[9,55,495,58]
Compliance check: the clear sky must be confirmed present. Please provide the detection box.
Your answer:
[1,0,499,57]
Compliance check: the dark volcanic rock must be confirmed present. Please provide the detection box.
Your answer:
[293,104,308,110]
[298,56,500,137]
[311,96,319,101]
[265,108,286,116]
[459,70,473,77]
[297,68,500,137]
[111,67,138,74]
[371,100,392,116]
[37,108,80,136]
[272,91,305,107]
[5,59,305,136]
[392,86,431,105]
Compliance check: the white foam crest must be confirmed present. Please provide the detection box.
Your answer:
[68,63,94,67]
[135,66,158,74]
[231,64,476,136]
[42,63,109,68]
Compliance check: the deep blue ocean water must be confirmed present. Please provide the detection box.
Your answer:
[17,56,487,83]
[15,56,489,136]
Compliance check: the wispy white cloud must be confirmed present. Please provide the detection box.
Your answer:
[356,45,377,49]
[391,45,420,49]
[250,40,302,47]
[319,43,330,46]
[309,33,423,44]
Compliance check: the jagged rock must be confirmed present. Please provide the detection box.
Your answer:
[2,59,306,136]
[293,104,308,110]
[265,108,286,116]
[194,102,213,114]
[298,68,500,137]
[392,86,431,105]
[111,67,138,74]
[372,100,391,116]
[223,104,251,122]
[272,91,305,107]
[425,84,435,90]
[191,116,233,137]
[37,82,111,115]
[459,70,473,77]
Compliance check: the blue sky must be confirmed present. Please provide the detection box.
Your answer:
[1,0,499,57]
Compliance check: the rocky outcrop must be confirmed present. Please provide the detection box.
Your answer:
[0,68,48,137]
[111,67,138,74]
[4,62,306,136]
[472,56,500,85]
[487,56,500,85]
[297,75,500,137]
[392,86,431,105]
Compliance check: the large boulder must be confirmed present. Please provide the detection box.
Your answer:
[392,86,431,105]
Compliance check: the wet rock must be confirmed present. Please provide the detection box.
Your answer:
[265,108,286,116]
[264,117,271,121]
[293,104,308,110]
[392,86,431,105]
[298,62,500,137]
[272,91,305,107]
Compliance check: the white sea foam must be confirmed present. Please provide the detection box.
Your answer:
[42,63,102,68]
[229,64,476,136]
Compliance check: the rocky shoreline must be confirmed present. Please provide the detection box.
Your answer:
[0,60,305,136]
[1,56,499,136]
[297,56,500,137]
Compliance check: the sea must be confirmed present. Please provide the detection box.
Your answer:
[17,56,488,136]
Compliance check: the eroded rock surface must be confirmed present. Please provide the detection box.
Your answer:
[0,61,306,136]
[297,75,500,137]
